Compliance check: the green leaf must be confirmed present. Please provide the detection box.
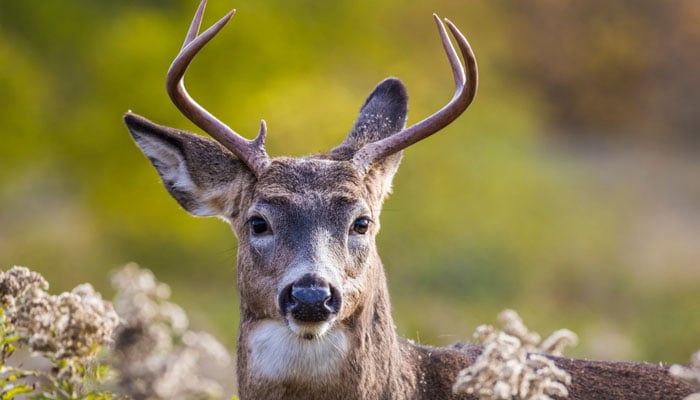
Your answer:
[1,383,35,399]
[0,336,20,347]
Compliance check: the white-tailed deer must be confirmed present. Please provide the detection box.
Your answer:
[124,1,694,399]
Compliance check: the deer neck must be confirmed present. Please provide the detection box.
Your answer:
[345,264,418,394]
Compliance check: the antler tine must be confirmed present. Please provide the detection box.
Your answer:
[352,14,478,174]
[166,0,270,176]
[182,0,207,47]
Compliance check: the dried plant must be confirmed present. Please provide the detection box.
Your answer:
[1,264,235,399]
[670,350,700,400]
[453,309,578,399]
[0,265,120,398]
[109,263,233,400]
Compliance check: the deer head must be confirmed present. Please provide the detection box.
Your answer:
[124,0,476,393]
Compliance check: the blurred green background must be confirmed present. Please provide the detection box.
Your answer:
[2,0,699,368]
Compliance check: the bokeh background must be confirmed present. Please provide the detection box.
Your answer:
[2,0,699,370]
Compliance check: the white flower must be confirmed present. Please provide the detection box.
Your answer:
[670,350,700,399]
[110,263,233,400]
[0,265,120,387]
[453,309,576,400]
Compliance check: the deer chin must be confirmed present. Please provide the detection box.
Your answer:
[248,319,349,381]
[286,318,335,340]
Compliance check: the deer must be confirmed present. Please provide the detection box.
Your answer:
[123,1,695,399]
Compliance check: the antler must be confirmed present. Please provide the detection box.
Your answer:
[352,15,478,174]
[166,0,270,176]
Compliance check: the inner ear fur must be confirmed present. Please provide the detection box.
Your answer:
[124,112,252,218]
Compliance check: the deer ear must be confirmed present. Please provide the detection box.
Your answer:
[124,113,251,218]
[334,78,408,155]
[334,78,408,195]
[329,78,407,194]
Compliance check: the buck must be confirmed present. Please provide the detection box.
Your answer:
[124,1,694,399]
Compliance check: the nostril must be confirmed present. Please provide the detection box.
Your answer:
[325,285,341,314]
[278,284,295,315]
[327,286,342,314]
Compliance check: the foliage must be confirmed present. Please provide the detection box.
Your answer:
[0,265,234,399]
[507,1,700,143]
[1,0,698,366]
[110,264,233,399]
[0,266,119,399]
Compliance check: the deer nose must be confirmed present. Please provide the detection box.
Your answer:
[279,274,341,323]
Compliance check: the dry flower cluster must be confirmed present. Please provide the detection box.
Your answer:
[1,264,234,399]
[453,309,579,400]
[110,263,233,399]
[670,350,700,400]
[1,265,119,395]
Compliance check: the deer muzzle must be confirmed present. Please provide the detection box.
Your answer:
[279,273,341,325]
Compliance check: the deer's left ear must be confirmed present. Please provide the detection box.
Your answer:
[329,78,408,196]
[340,78,408,149]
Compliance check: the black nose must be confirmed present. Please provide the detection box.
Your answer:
[279,274,341,322]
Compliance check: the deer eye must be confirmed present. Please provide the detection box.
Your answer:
[351,217,371,235]
[249,216,270,235]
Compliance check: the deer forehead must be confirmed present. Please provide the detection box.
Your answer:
[251,158,368,207]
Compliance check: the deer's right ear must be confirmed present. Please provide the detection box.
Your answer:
[124,112,251,218]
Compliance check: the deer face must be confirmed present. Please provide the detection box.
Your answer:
[124,78,407,344]
[233,159,380,340]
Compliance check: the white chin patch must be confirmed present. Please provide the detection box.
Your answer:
[247,319,349,381]
[287,319,333,339]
